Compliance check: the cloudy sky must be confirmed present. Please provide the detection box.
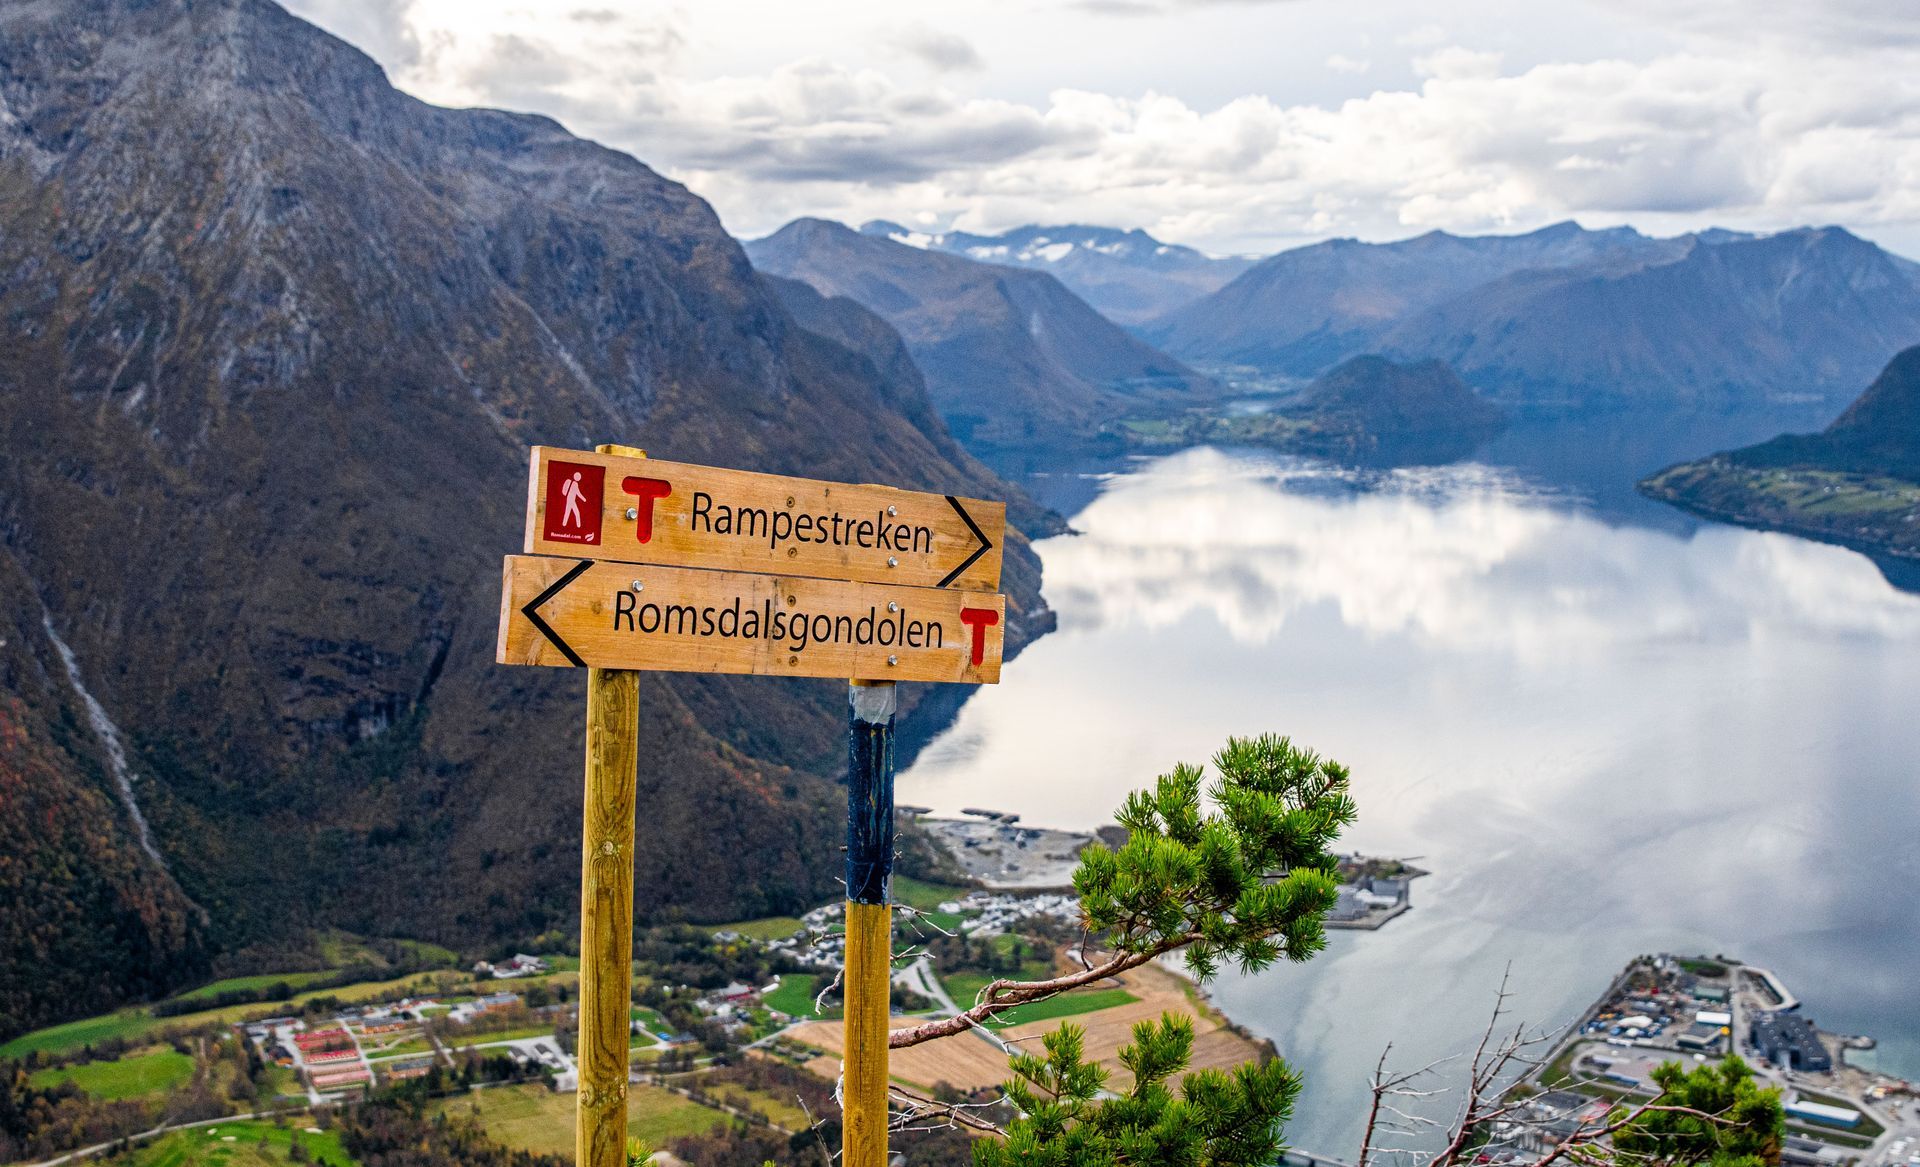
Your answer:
[284,0,1920,257]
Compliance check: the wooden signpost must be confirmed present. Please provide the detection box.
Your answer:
[496,444,1009,1167]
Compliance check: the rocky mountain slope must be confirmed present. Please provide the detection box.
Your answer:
[746,219,1214,448]
[858,221,1251,324]
[1148,223,1920,413]
[0,0,1050,1036]
[1642,346,1920,557]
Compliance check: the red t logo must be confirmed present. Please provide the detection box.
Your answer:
[959,607,999,666]
[622,476,673,543]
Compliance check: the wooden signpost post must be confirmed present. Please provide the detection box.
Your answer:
[496,444,1009,1167]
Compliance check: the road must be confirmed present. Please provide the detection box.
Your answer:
[270,1022,327,1106]
[20,1108,296,1167]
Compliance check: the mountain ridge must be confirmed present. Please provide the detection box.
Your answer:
[1146,222,1920,413]
[747,217,1215,448]
[0,0,1050,1036]
[857,220,1252,324]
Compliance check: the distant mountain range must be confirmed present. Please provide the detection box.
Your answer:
[1642,346,1920,558]
[747,219,1214,448]
[1145,222,1920,413]
[0,0,1051,1037]
[857,221,1253,324]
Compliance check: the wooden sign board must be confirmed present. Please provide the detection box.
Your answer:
[497,556,1005,684]
[524,446,1006,592]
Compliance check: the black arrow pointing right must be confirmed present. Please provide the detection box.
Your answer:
[522,559,592,666]
[938,496,994,589]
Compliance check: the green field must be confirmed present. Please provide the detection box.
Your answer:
[985,988,1137,1029]
[312,934,457,971]
[892,877,969,911]
[432,1083,724,1156]
[1674,958,1729,978]
[120,1118,351,1167]
[1,1010,160,1059]
[628,1007,671,1042]
[2,973,453,1060]
[708,1083,807,1130]
[900,909,966,936]
[30,1048,196,1101]
[939,962,1129,1030]
[942,972,993,1010]
[260,1064,301,1098]
[172,972,339,1003]
[364,1036,436,1060]
[447,1025,554,1048]
[627,1086,729,1145]
[763,974,838,1020]
[713,916,807,941]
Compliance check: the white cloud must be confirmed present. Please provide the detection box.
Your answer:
[282,0,1920,257]
[1396,23,1449,48]
[1324,53,1370,74]
[1411,46,1504,80]
[884,24,986,73]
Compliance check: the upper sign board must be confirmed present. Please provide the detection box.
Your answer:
[497,555,1005,684]
[524,446,1005,592]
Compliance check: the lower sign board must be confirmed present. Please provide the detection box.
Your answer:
[497,555,1005,684]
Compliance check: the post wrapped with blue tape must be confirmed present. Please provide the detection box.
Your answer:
[845,681,898,906]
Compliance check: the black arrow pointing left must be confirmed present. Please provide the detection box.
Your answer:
[522,559,593,666]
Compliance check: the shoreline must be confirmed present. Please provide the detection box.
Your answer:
[914,811,1427,931]
[1496,953,1918,1165]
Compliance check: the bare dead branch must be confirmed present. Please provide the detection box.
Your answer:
[813,966,844,1016]
[886,1082,1007,1136]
